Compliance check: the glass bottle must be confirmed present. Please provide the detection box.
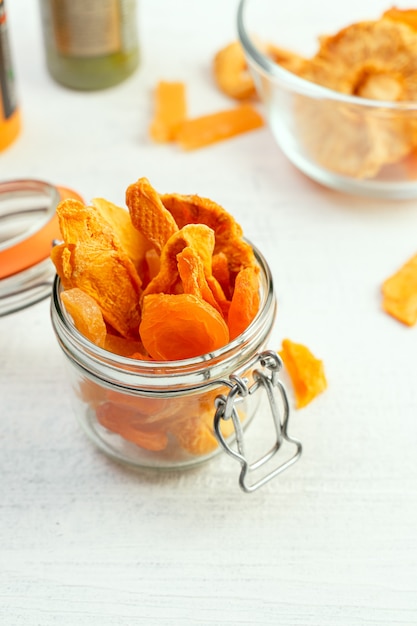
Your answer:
[39,0,139,90]
[0,0,20,151]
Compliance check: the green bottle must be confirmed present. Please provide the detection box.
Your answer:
[39,0,139,90]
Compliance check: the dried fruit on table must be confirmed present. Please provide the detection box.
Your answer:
[140,292,230,361]
[175,104,264,150]
[279,339,327,409]
[381,252,417,326]
[51,199,142,339]
[213,40,257,100]
[60,287,106,348]
[126,177,179,254]
[149,80,187,142]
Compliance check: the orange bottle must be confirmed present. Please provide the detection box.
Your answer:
[0,0,20,151]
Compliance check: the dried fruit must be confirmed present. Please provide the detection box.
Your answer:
[149,81,187,142]
[382,252,417,326]
[176,104,264,150]
[140,292,230,361]
[51,199,142,338]
[60,287,106,348]
[213,40,257,100]
[228,266,260,340]
[279,339,327,409]
[126,177,179,254]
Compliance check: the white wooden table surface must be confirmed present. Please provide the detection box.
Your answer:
[1,1,417,624]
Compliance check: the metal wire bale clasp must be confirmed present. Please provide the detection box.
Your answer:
[213,350,302,493]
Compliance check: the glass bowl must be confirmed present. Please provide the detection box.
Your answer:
[237,0,417,199]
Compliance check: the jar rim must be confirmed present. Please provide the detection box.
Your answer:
[51,241,277,389]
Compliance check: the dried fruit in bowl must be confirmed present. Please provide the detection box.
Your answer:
[382,252,417,326]
[149,81,187,142]
[279,339,327,409]
[294,18,417,178]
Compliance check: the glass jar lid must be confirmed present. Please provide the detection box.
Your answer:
[0,179,82,316]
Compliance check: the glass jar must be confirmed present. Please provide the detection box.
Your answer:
[50,244,302,492]
[39,0,139,90]
[0,179,83,316]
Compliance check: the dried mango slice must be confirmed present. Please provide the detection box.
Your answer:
[125,177,179,254]
[212,251,232,298]
[140,293,230,360]
[382,252,417,326]
[228,266,260,340]
[60,288,106,348]
[176,104,264,151]
[213,41,257,100]
[279,339,327,409]
[149,81,187,142]
[143,223,216,297]
[51,199,142,339]
[171,415,219,455]
[160,192,257,274]
[177,246,222,314]
[91,197,151,274]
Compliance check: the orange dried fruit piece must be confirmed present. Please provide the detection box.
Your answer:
[125,177,179,254]
[228,266,260,340]
[140,292,230,360]
[60,287,107,348]
[171,415,219,455]
[51,199,142,339]
[104,333,148,359]
[160,192,257,274]
[149,81,187,142]
[142,223,216,297]
[91,197,151,274]
[96,402,168,451]
[381,252,417,326]
[213,41,257,100]
[279,339,327,409]
[175,104,264,151]
[383,7,417,31]
[177,245,223,314]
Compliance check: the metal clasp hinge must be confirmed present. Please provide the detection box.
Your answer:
[213,350,302,493]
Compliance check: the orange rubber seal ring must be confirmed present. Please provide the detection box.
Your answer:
[0,185,83,280]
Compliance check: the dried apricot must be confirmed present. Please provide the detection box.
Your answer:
[140,292,230,360]
[149,81,187,142]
